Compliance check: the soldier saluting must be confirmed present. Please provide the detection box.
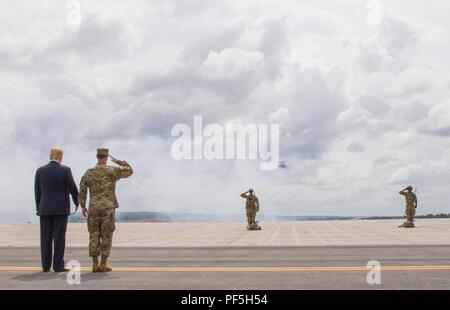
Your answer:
[79,148,133,272]
[398,185,417,228]
[240,188,261,230]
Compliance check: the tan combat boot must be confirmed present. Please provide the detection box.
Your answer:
[92,256,99,273]
[99,254,112,272]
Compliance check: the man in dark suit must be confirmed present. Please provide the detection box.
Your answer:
[34,148,79,272]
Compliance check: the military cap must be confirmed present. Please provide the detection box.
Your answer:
[407,185,413,191]
[97,148,109,156]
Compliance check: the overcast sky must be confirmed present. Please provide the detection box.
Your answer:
[1,0,450,220]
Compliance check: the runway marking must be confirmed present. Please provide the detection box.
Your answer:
[1,265,450,272]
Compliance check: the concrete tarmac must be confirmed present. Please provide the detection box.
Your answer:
[1,246,450,289]
[1,219,450,247]
[1,220,450,290]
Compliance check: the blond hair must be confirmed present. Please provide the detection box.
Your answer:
[49,148,64,161]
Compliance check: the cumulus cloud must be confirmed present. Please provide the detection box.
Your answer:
[203,48,264,80]
[1,0,450,221]
[421,102,450,136]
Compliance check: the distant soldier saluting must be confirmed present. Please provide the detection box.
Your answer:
[79,148,133,272]
[398,185,417,228]
[240,188,261,230]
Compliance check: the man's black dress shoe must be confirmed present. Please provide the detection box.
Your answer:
[43,269,50,273]
[54,268,69,273]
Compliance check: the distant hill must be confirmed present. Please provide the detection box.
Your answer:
[360,213,450,220]
[67,211,450,223]
[68,211,356,223]
[0,212,35,224]
[3,211,448,224]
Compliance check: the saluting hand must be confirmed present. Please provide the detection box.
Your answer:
[109,154,123,165]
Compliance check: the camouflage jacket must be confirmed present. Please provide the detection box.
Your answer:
[400,191,417,207]
[241,194,260,211]
[79,161,133,210]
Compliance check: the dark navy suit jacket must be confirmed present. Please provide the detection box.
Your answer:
[34,161,79,216]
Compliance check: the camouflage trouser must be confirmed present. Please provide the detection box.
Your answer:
[399,205,416,228]
[87,208,116,257]
[405,205,416,222]
[246,207,257,225]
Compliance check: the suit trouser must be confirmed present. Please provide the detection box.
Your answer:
[39,215,68,270]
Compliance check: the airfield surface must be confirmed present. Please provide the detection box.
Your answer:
[1,219,450,247]
[1,219,450,289]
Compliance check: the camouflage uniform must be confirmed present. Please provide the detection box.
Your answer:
[79,151,133,258]
[241,191,261,230]
[399,190,417,228]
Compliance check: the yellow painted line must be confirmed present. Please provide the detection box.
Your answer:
[1,265,450,272]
